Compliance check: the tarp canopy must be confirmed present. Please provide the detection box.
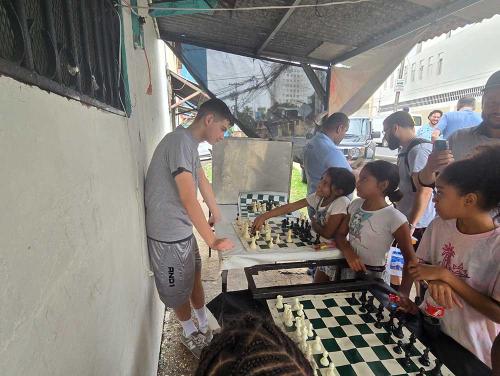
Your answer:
[156,0,500,130]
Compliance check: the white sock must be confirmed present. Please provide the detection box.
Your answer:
[180,319,197,337]
[194,306,208,332]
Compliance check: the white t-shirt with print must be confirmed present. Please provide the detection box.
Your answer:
[307,194,350,229]
[416,217,500,367]
[348,198,408,267]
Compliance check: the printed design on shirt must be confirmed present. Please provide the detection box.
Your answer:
[316,208,328,226]
[440,242,470,279]
[349,208,373,242]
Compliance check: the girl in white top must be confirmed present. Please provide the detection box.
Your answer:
[335,160,417,295]
[408,145,500,368]
[253,167,356,283]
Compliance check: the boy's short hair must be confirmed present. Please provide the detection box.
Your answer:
[457,96,476,110]
[384,111,415,129]
[197,98,233,124]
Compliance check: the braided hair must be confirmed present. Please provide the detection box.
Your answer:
[196,314,314,376]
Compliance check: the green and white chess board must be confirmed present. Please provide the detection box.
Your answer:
[267,291,453,376]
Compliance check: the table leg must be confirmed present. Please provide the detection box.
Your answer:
[221,270,228,293]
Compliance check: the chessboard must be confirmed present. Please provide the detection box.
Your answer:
[238,192,288,218]
[267,291,453,376]
[233,218,327,252]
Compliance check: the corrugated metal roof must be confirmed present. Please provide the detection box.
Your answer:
[155,0,500,67]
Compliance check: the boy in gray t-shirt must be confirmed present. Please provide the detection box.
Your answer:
[145,99,234,358]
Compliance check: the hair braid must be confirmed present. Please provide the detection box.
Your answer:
[196,314,314,376]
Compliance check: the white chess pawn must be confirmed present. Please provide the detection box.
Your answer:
[292,297,300,311]
[268,239,274,248]
[276,295,284,309]
[297,304,304,317]
[265,229,272,241]
[255,230,260,239]
[286,228,293,243]
[307,322,314,338]
[250,236,257,250]
[320,351,330,367]
[284,311,293,327]
[275,235,281,244]
[313,336,322,352]
[327,362,335,376]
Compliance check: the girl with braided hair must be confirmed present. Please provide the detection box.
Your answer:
[195,313,314,376]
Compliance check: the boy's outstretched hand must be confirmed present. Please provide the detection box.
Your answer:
[252,215,267,234]
[211,238,234,251]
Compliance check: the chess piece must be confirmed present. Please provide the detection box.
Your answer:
[406,332,416,355]
[276,295,284,310]
[366,295,375,312]
[393,320,404,339]
[313,233,321,245]
[393,340,403,354]
[250,236,257,250]
[320,351,329,367]
[374,314,384,329]
[307,322,314,338]
[419,348,430,367]
[417,368,425,376]
[402,351,411,368]
[313,336,322,352]
[284,312,293,327]
[327,363,335,376]
[430,359,443,376]
[252,201,257,212]
[360,290,367,303]
[306,346,314,362]
[286,229,293,243]
[265,229,272,241]
[376,304,384,321]
[300,337,307,352]
[255,230,260,239]
[275,235,281,244]
[384,310,396,333]
[268,239,274,248]
[297,304,304,317]
[243,223,250,239]
[292,297,300,311]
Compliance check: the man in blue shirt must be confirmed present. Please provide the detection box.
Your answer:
[432,96,482,140]
[303,112,351,198]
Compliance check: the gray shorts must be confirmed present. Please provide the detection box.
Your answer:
[147,234,201,308]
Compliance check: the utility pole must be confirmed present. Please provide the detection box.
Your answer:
[229,82,239,114]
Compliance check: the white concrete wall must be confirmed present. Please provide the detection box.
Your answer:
[0,3,170,375]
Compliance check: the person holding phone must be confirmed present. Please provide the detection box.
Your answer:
[418,70,500,187]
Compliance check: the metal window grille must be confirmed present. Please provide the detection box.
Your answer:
[0,0,129,115]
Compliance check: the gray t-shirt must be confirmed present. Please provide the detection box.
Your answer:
[396,142,435,229]
[449,125,500,161]
[145,127,201,242]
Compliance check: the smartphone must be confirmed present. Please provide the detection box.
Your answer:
[433,139,449,152]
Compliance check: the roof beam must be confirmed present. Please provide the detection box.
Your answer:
[301,63,326,108]
[331,0,483,64]
[256,0,302,56]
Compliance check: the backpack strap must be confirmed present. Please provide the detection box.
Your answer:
[398,138,431,192]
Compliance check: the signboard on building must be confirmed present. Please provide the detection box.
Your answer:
[395,79,405,92]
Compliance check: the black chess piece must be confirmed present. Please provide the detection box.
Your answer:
[374,315,384,329]
[313,233,321,245]
[360,290,367,303]
[384,310,396,333]
[300,219,305,229]
[351,292,356,302]
[281,218,287,229]
[366,295,375,312]
[376,304,384,321]
[417,367,425,376]
[419,348,430,367]
[402,351,411,368]
[393,340,403,354]
[430,359,443,376]
[393,320,404,339]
